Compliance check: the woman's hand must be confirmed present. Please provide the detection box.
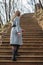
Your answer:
[17,32,21,35]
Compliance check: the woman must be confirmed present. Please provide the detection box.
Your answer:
[10,10,23,61]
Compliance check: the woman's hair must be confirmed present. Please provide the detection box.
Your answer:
[15,10,20,16]
[12,10,21,21]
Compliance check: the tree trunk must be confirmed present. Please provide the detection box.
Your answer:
[9,0,11,21]
[4,0,8,22]
[39,0,43,9]
[0,16,3,25]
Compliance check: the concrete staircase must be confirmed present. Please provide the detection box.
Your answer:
[0,13,43,65]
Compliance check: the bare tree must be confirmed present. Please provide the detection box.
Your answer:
[9,0,11,21]
[0,16,3,25]
[4,0,8,22]
[9,0,15,21]
[0,2,6,24]
[39,0,43,9]
[12,0,15,11]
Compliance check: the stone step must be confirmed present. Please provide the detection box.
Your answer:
[0,51,43,55]
[2,35,43,38]
[2,31,43,34]
[2,33,43,37]
[21,24,41,26]
[20,28,42,30]
[2,37,43,39]
[0,60,43,65]
[21,23,41,27]
[23,35,43,38]
[2,42,43,46]
[0,55,43,60]
[0,49,43,53]
[21,25,41,27]
[2,40,43,43]
[0,45,43,49]
[2,38,43,41]
[21,28,42,30]
[0,48,43,53]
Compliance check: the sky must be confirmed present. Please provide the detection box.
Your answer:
[0,0,42,24]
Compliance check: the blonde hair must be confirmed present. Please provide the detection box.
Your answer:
[15,10,20,17]
[12,11,20,21]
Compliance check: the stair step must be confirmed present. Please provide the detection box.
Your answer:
[0,47,43,51]
[23,36,43,38]
[2,38,43,42]
[4,37,43,40]
[1,42,43,46]
[0,55,43,58]
[0,51,43,56]
[3,36,43,38]
[2,40,43,43]
[2,33,43,37]
[20,26,42,28]
[21,24,41,26]
[2,32,43,34]
[0,45,43,49]
[2,35,43,38]
[0,59,43,65]
[3,32,43,34]
[0,59,43,63]
[2,38,43,41]
[0,55,43,60]
[0,50,43,53]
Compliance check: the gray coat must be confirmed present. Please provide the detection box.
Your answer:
[10,16,23,45]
